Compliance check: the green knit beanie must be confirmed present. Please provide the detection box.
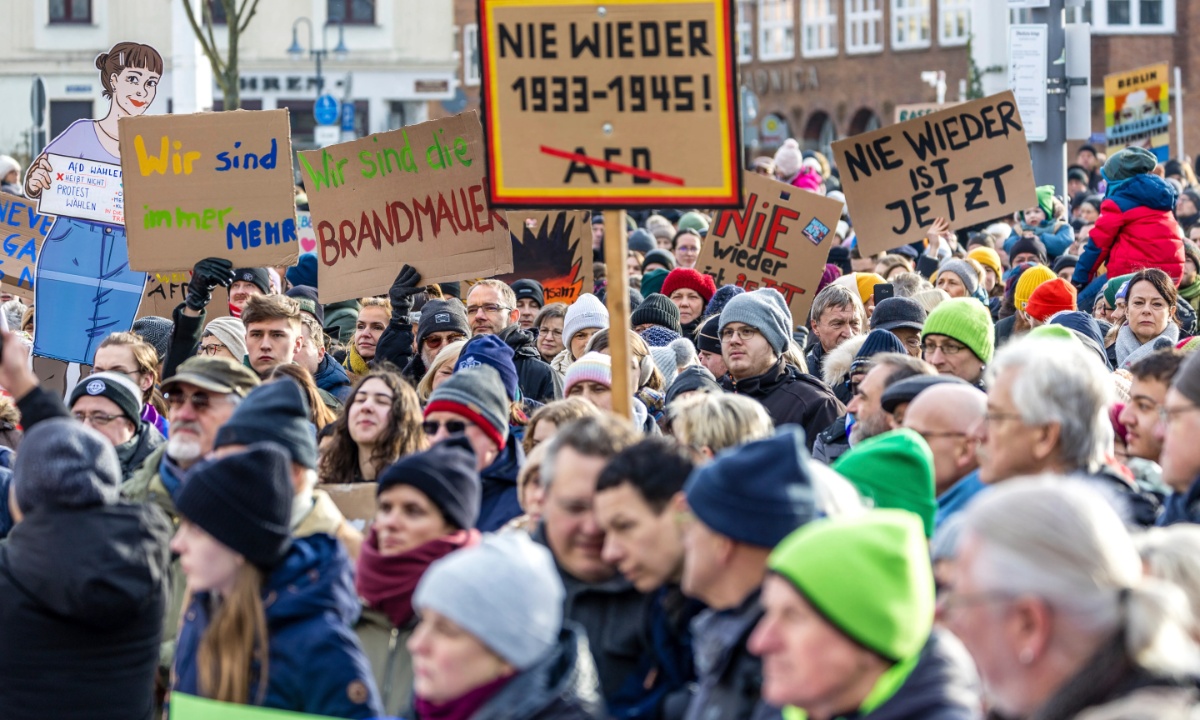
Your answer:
[1027,324,1078,344]
[769,510,934,663]
[1102,146,1157,182]
[1103,273,1137,310]
[678,211,711,234]
[640,268,669,297]
[1036,185,1055,217]
[921,297,995,364]
[833,430,936,538]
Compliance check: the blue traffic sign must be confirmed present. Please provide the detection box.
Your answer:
[341,102,355,133]
[314,94,339,126]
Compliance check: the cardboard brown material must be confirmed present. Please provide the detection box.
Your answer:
[699,172,844,325]
[316,482,378,532]
[479,0,741,208]
[494,210,593,304]
[119,109,299,271]
[300,111,514,303]
[833,91,1037,257]
[136,270,229,320]
[0,192,52,301]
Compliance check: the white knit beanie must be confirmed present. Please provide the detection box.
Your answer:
[204,316,248,362]
[414,533,564,670]
[563,293,609,356]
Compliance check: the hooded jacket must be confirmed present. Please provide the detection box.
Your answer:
[1074,174,1185,285]
[721,359,845,451]
[173,533,383,718]
[314,354,354,403]
[478,440,526,533]
[820,334,868,405]
[469,624,606,720]
[499,324,564,404]
[0,503,172,720]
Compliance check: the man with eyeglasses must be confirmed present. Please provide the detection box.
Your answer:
[1157,350,1200,524]
[972,335,1159,525]
[465,279,562,403]
[920,298,995,389]
[68,371,163,482]
[903,382,988,529]
[718,289,843,450]
[399,299,469,385]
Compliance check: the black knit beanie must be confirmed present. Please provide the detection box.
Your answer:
[232,267,271,295]
[176,443,294,569]
[214,380,318,469]
[376,435,482,530]
[631,294,683,335]
[696,315,722,355]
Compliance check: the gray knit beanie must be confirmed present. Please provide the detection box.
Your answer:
[719,288,793,355]
[13,418,121,514]
[936,259,980,297]
[204,316,248,363]
[414,533,564,670]
[425,365,511,449]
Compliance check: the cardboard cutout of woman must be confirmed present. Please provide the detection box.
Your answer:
[23,42,160,365]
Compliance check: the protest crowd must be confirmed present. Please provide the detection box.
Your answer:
[7,49,1200,720]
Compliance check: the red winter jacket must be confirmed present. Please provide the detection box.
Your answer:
[1078,174,1184,283]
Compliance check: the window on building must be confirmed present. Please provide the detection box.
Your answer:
[204,0,227,24]
[805,112,838,160]
[328,0,375,25]
[49,0,91,24]
[801,0,838,58]
[736,2,754,63]
[892,0,930,50]
[845,0,883,54]
[1090,0,1174,32]
[50,100,92,138]
[758,0,795,61]
[463,24,480,86]
[938,0,969,45]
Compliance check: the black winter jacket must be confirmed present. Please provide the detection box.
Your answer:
[500,324,563,403]
[721,359,845,451]
[0,503,172,720]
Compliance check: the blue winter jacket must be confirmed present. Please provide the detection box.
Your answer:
[173,534,384,718]
[477,441,525,533]
[1004,220,1074,259]
[314,354,354,403]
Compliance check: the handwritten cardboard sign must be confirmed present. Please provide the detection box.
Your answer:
[494,210,592,304]
[316,483,378,533]
[479,0,741,208]
[37,154,124,225]
[0,192,53,301]
[300,111,514,304]
[832,91,1037,257]
[119,109,299,272]
[699,172,844,324]
[135,269,229,320]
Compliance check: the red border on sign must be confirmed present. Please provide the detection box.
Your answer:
[478,0,743,209]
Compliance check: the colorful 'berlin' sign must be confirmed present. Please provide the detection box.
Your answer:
[479,0,741,208]
[1104,62,1171,164]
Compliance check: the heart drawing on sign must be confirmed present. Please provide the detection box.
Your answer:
[300,237,317,253]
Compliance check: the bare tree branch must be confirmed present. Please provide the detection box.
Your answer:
[182,0,226,79]
[238,0,263,35]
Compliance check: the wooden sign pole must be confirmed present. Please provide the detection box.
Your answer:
[603,210,632,421]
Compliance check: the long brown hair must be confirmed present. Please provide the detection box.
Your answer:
[318,370,425,483]
[269,364,337,430]
[198,564,269,704]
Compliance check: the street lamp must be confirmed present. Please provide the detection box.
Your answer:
[287,16,348,95]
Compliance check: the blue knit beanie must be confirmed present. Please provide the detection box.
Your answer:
[456,335,520,401]
[286,254,318,289]
[705,284,746,318]
[850,329,908,375]
[684,426,817,547]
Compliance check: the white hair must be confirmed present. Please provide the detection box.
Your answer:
[1136,525,1200,639]
[963,476,1199,677]
[809,463,864,519]
[985,337,1112,473]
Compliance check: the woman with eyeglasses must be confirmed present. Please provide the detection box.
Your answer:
[354,438,483,718]
[534,303,569,363]
[68,371,163,481]
[318,370,426,484]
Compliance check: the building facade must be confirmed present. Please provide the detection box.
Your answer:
[0,0,456,162]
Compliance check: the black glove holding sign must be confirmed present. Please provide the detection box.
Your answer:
[373,264,424,369]
[185,257,236,312]
[388,264,424,321]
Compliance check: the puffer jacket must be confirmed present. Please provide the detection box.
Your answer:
[1074,174,1185,285]
[0,503,172,720]
[173,534,383,718]
[478,441,526,533]
[314,354,354,403]
[468,624,606,720]
[721,359,845,451]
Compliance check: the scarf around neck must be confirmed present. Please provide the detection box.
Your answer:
[414,673,515,720]
[355,527,481,629]
[1179,278,1200,303]
[1115,320,1179,369]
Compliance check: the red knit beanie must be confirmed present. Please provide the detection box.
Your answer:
[661,268,717,304]
[1024,278,1077,323]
